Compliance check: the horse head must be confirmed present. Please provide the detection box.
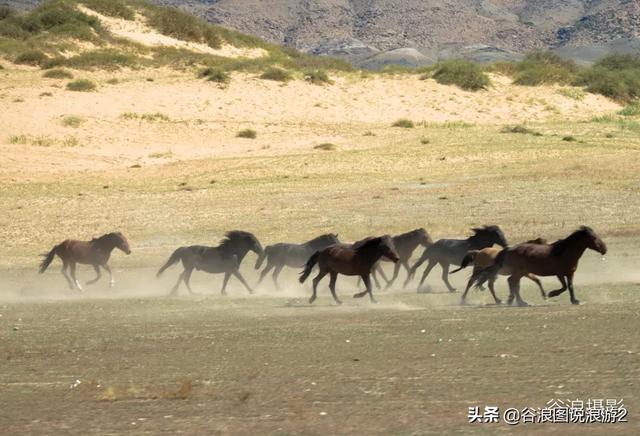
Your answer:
[416,228,434,247]
[379,235,400,263]
[580,226,607,255]
[472,225,508,248]
[112,232,131,255]
[224,231,263,256]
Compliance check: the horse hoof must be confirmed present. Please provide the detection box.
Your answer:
[353,292,365,299]
[370,299,378,304]
[109,281,115,288]
[448,288,457,293]
[495,299,502,305]
[571,299,581,305]
[335,300,342,305]
[517,301,529,307]
[308,296,316,304]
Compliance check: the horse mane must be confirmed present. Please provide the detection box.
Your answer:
[394,228,426,242]
[219,230,256,250]
[550,227,593,256]
[90,232,118,244]
[354,236,383,253]
[526,237,548,244]
[306,233,336,245]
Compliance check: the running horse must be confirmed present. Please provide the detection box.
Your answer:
[405,225,508,292]
[157,230,263,296]
[474,226,607,306]
[450,238,548,305]
[255,233,340,289]
[299,235,399,304]
[38,232,131,291]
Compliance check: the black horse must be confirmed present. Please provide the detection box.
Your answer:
[255,233,339,289]
[157,231,263,296]
[405,225,508,292]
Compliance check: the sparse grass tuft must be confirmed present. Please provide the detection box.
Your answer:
[562,135,577,142]
[200,67,229,84]
[149,150,174,159]
[314,143,336,151]
[61,115,85,127]
[500,125,543,136]
[8,134,28,144]
[304,69,332,85]
[43,68,73,79]
[260,67,291,82]
[619,101,640,116]
[66,79,96,91]
[431,60,490,91]
[237,129,257,139]
[557,87,585,101]
[146,6,222,49]
[14,50,48,66]
[420,138,430,145]
[80,0,134,20]
[392,119,414,128]
[121,112,171,122]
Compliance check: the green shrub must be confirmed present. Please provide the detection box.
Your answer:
[619,101,640,116]
[260,67,291,82]
[59,49,140,70]
[146,6,222,49]
[595,54,640,71]
[17,1,102,40]
[66,78,96,91]
[304,69,332,85]
[392,119,415,128]
[432,59,490,91]
[575,67,640,102]
[237,129,257,139]
[0,6,14,21]
[43,68,73,79]
[80,0,134,20]
[14,50,48,66]
[199,67,229,84]
[513,51,576,86]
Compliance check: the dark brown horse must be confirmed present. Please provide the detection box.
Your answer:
[157,231,262,296]
[39,232,131,291]
[299,236,399,304]
[475,226,607,306]
[451,238,548,305]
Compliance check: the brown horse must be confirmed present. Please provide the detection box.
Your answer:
[299,236,399,304]
[475,226,607,306]
[451,238,548,305]
[39,232,131,291]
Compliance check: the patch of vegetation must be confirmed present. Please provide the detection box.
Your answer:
[52,49,141,70]
[80,0,134,20]
[513,51,576,86]
[236,129,257,139]
[260,67,291,82]
[363,131,376,136]
[120,112,171,122]
[149,150,173,158]
[43,68,72,79]
[106,78,119,84]
[431,59,490,91]
[500,125,543,136]
[8,134,28,144]
[199,67,229,84]
[314,143,336,151]
[619,101,640,116]
[145,5,222,49]
[392,119,414,128]
[557,87,585,101]
[304,69,332,85]
[14,50,48,66]
[62,115,85,127]
[66,78,96,91]
[574,54,640,102]
[562,135,577,142]
[420,138,430,145]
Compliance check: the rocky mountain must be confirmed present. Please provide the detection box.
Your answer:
[5,0,640,68]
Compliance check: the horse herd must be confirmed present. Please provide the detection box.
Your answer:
[38,225,607,306]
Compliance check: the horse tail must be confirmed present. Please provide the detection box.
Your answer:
[157,247,184,277]
[450,250,479,274]
[474,248,507,289]
[255,247,268,270]
[39,244,60,273]
[299,251,320,283]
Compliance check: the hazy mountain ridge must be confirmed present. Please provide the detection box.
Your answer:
[5,0,640,67]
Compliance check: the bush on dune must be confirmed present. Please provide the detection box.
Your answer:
[513,51,576,86]
[431,59,490,91]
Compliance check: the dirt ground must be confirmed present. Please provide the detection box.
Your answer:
[1,61,640,433]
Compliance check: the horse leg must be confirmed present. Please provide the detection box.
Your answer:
[384,261,402,290]
[220,272,231,296]
[525,273,546,300]
[441,263,457,292]
[364,274,377,303]
[272,264,283,290]
[233,270,254,295]
[547,275,567,298]
[508,275,528,307]
[488,276,502,305]
[183,268,196,295]
[69,262,82,292]
[86,265,101,285]
[310,269,328,304]
[371,268,382,289]
[328,272,341,305]
[566,273,580,305]
[102,264,115,288]
[169,270,184,296]
[61,261,74,290]
[460,274,475,305]
[257,262,274,285]
[416,259,437,292]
